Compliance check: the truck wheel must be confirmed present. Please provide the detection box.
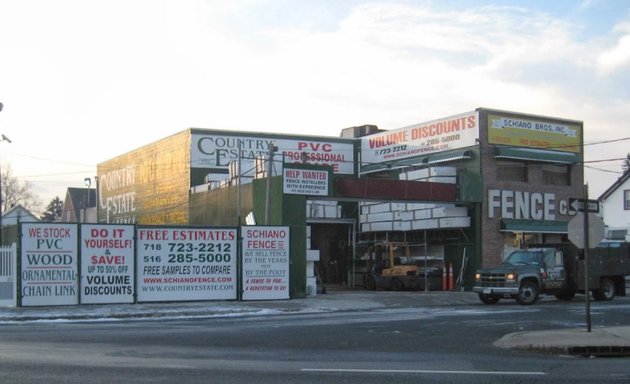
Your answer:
[478,293,500,304]
[365,275,377,291]
[593,278,615,301]
[516,281,539,305]
[391,278,404,291]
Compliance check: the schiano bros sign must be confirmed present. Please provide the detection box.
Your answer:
[488,114,581,153]
[361,111,479,165]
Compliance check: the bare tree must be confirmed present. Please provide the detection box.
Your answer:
[1,163,41,213]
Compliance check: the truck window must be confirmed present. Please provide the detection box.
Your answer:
[543,250,557,268]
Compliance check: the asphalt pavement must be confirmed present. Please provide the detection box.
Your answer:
[2,288,630,356]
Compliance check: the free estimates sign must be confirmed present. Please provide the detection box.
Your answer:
[80,224,135,304]
[136,227,237,302]
[242,226,290,300]
[20,223,79,306]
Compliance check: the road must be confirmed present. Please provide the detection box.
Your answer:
[0,297,629,383]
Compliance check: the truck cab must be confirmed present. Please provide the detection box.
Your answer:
[473,247,572,305]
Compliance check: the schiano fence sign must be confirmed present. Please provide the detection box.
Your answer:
[242,226,290,300]
[80,224,135,304]
[136,227,237,302]
[20,223,79,306]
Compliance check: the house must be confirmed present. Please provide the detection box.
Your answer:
[61,187,97,222]
[599,171,630,241]
[1,204,40,226]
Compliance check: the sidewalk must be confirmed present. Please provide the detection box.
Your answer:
[2,289,630,356]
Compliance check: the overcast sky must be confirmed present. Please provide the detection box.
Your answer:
[1,0,629,213]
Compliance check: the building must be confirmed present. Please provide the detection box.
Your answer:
[61,187,97,223]
[2,204,39,226]
[97,108,584,295]
[599,170,630,241]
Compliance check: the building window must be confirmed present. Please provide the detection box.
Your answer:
[542,164,570,186]
[625,190,630,210]
[496,161,527,182]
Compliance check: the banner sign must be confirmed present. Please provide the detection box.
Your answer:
[191,133,354,174]
[488,114,581,153]
[283,167,330,196]
[80,224,135,304]
[242,226,290,300]
[360,111,479,165]
[136,227,237,302]
[20,223,79,306]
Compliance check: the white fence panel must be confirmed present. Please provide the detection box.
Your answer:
[0,243,17,307]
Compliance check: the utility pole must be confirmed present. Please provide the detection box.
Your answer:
[264,144,277,225]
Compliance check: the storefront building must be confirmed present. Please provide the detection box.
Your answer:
[96,108,584,295]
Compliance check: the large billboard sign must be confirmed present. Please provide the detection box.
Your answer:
[80,224,135,304]
[242,226,290,300]
[361,111,479,165]
[191,133,355,175]
[136,227,238,302]
[20,223,79,306]
[488,114,581,153]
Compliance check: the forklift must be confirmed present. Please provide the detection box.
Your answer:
[364,242,443,291]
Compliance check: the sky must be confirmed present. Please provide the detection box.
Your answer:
[1,0,629,215]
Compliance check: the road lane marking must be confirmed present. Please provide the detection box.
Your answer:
[301,368,546,376]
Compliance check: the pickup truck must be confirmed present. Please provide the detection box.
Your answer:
[473,242,630,305]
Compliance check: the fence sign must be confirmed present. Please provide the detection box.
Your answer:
[242,226,290,300]
[136,227,237,302]
[80,224,135,304]
[20,223,79,306]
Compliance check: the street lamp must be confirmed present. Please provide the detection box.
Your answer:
[84,177,91,222]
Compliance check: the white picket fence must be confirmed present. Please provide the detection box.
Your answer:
[0,243,17,307]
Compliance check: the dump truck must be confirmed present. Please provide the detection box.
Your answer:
[473,241,630,305]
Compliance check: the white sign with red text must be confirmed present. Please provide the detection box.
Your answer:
[191,133,354,174]
[20,223,79,306]
[361,111,479,165]
[80,224,135,304]
[283,168,330,196]
[136,227,238,302]
[242,226,290,300]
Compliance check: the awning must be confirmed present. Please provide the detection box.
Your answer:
[494,146,580,164]
[428,149,472,165]
[359,148,473,175]
[500,219,568,234]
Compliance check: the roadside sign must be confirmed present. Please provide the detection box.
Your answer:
[569,198,599,213]
[567,213,605,249]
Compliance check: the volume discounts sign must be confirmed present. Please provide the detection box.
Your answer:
[80,224,135,304]
[21,223,79,306]
[136,227,237,302]
[242,226,290,300]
